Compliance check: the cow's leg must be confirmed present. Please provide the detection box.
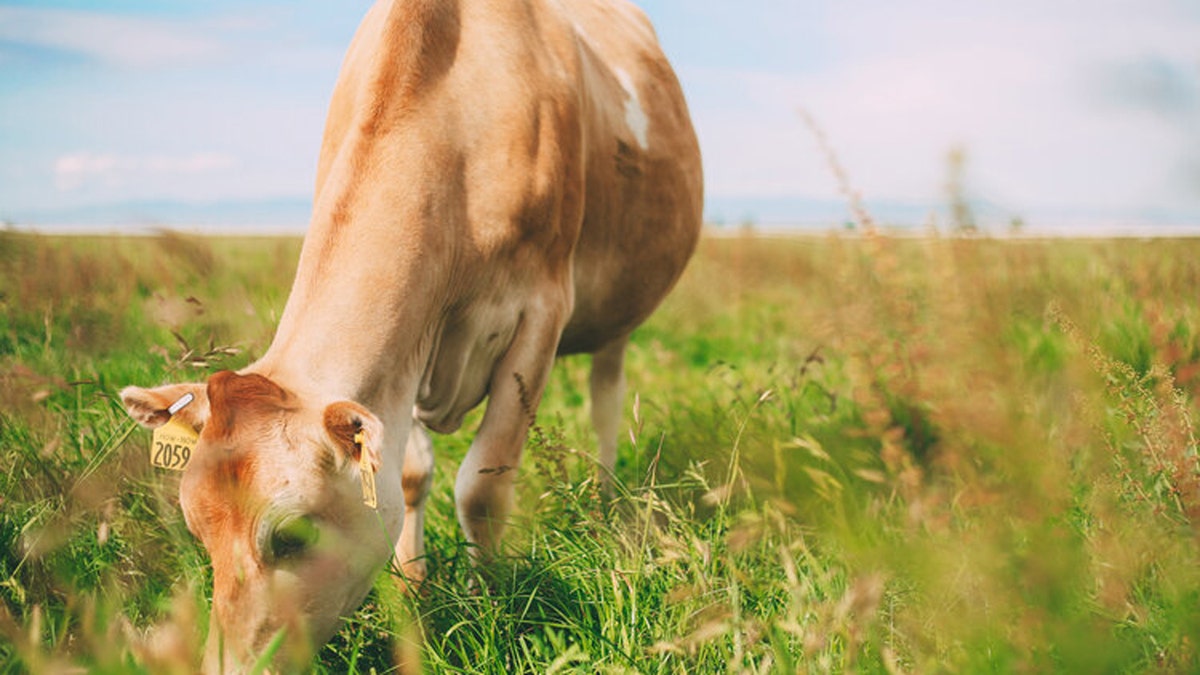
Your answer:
[455,303,565,556]
[590,336,628,486]
[395,419,433,582]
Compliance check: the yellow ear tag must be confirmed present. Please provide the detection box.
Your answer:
[151,393,198,471]
[355,431,378,510]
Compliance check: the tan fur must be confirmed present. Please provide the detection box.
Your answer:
[121,0,701,671]
[205,371,291,440]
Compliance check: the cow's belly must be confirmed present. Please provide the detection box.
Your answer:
[558,211,699,356]
[414,298,522,434]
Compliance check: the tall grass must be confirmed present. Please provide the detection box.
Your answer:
[2,228,1200,672]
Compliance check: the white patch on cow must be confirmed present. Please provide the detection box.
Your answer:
[614,68,649,150]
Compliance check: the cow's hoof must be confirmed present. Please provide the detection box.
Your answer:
[396,559,428,593]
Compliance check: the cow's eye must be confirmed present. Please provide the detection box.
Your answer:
[269,516,319,561]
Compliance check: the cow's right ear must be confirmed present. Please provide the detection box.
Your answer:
[322,401,383,474]
[120,383,209,431]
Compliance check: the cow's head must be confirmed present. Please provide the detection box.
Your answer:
[122,370,397,672]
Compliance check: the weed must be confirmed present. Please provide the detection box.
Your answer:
[2,231,1200,672]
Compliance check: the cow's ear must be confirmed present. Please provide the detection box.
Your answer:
[322,401,383,473]
[120,383,209,431]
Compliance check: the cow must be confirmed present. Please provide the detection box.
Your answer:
[120,0,701,670]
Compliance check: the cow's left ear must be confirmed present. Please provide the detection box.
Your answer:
[322,401,383,473]
[121,383,209,431]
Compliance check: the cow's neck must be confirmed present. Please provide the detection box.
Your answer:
[248,0,464,417]
[249,207,439,417]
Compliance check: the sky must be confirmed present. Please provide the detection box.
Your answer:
[1,0,1198,230]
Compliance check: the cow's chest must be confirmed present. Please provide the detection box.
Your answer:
[413,297,524,434]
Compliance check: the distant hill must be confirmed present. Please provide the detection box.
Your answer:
[4,195,959,232]
[4,195,1197,236]
[1,198,314,234]
[704,195,942,229]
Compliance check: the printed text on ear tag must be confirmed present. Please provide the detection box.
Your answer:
[355,431,378,509]
[152,416,198,471]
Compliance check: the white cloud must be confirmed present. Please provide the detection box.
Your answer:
[681,0,1200,218]
[0,6,356,74]
[0,5,363,212]
[0,7,225,69]
[55,152,238,192]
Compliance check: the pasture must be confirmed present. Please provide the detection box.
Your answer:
[2,228,1200,672]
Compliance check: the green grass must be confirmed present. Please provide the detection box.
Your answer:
[3,228,1200,672]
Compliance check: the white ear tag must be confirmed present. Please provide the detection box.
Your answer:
[355,431,378,510]
[150,393,198,471]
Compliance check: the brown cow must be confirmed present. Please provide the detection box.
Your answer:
[121,0,701,670]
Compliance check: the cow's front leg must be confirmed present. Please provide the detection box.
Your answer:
[455,302,565,556]
[395,419,433,583]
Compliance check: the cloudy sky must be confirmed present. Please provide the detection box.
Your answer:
[1,0,1198,230]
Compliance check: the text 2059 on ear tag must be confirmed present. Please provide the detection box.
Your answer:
[151,394,198,471]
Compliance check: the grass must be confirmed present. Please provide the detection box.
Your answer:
[2,226,1200,672]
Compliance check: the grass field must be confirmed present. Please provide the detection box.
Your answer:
[3,227,1200,673]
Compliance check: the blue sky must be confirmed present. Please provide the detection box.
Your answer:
[1,1,1198,229]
